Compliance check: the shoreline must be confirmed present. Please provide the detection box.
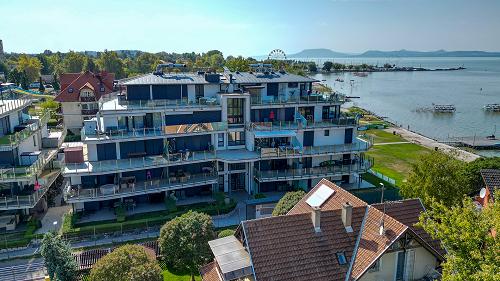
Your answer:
[358,107,481,162]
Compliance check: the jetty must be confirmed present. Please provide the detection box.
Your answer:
[442,136,500,150]
[484,104,500,112]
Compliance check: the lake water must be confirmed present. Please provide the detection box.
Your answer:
[312,57,500,157]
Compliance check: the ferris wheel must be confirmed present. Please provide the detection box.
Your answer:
[267,49,287,60]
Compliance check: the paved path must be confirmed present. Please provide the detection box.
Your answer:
[388,127,480,162]
[36,206,71,234]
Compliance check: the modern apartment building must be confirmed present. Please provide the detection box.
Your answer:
[55,71,115,132]
[62,64,372,212]
[0,90,64,230]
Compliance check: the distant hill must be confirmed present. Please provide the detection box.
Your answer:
[286,48,500,58]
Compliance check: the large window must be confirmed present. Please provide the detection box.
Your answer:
[228,131,245,146]
[227,98,245,124]
[195,84,204,100]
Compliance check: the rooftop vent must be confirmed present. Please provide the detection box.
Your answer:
[342,202,353,233]
[311,206,321,233]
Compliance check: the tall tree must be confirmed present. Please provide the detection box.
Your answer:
[419,194,500,281]
[225,56,250,72]
[16,54,42,83]
[400,151,468,206]
[62,51,86,73]
[159,211,215,280]
[0,60,10,78]
[8,68,21,85]
[37,54,51,75]
[96,50,125,78]
[462,157,500,192]
[83,56,97,72]
[134,52,159,73]
[38,76,45,92]
[272,190,306,216]
[89,244,162,281]
[40,232,78,281]
[322,61,333,72]
[307,62,317,72]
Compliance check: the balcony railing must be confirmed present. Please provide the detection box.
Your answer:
[254,158,373,182]
[0,98,33,117]
[0,110,51,150]
[0,169,60,210]
[81,108,99,115]
[64,172,218,202]
[258,139,371,159]
[99,93,220,111]
[63,150,217,175]
[0,149,58,182]
[249,116,358,131]
[251,93,345,106]
[82,122,228,141]
[80,96,96,102]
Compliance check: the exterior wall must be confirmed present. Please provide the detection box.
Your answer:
[8,111,20,131]
[358,246,439,281]
[313,128,346,146]
[61,102,83,129]
[87,143,98,161]
[18,131,41,156]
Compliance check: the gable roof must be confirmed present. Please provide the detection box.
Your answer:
[481,169,500,195]
[55,71,115,102]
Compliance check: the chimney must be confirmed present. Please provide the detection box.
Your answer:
[311,206,321,233]
[342,202,353,233]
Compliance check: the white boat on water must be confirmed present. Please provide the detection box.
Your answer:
[483,103,500,112]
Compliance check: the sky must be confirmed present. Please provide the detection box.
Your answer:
[1,0,499,57]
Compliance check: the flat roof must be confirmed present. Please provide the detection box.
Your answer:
[123,73,211,85]
[208,235,252,275]
[227,71,318,84]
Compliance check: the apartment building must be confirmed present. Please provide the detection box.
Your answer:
[62,64,372,213]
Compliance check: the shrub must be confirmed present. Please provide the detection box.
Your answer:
[217,229,235,238]
[272,190,306,216]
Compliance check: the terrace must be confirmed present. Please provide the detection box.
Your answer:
[250,92,345,107]
[64,172,218,203]
[0,149,59,183]
[248,115,358,131]
[0,110,51,150]
[0,98,33,118]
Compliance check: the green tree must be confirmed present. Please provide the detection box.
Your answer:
[217,229,236,238]
[37,54,51,75]
[307,62,317,72]
[20,71,29,89]
[134,52,159,73]
[272,190,306,216]
[159,211,215,280]
[400,151,468,206]
[62,51,85,73]
[52,73,60,91]
[225,56,250,72]
[83,56,97,72]
[16,54,42,83]
[38,76,45,92]
[0,60,9,79]
[418,194,500,281]
[332,63,345,71]
[462,157,500,192]
[322,61,333,72]
[97,50,125,78]
[89,244,162,281]
[8,68,21,85]
[40,232,78,281]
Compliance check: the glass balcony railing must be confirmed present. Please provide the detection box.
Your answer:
[100,93,220,111]
[251,92,345,106]
[258,139,371,158]
[63,150,218,175]
[0,110,51,149]
[249,116,358,131]
[64,172,218,202]
[0,149,58,182]
[254,158,373,182]
[82,122,228,141]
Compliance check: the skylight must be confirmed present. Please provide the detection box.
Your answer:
[336,252,347,265]
[306,184,334,208]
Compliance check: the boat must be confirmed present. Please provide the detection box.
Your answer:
[335,78,344,82]
[483,104,500,112]
[353,72,368,77]
[433,104,456,113]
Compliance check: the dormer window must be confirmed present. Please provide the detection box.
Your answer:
[68,88,74,93]
[100,86,105,92]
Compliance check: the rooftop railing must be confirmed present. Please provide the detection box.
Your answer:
[0,149,58,182]
[0,110,51,150]
[63,150,218,175]
[249,116,358,131]
[64,172,218,202]
[0,97,33,117]
[251,92,345,106]
[82,122,228,141]
[99,93,220,111]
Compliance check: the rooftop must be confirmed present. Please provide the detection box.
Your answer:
[208,235,253,279]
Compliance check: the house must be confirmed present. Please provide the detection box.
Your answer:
[60,63,372,216]
[475,169,499,207]
[201,179,446,281]
[54,71,115,132]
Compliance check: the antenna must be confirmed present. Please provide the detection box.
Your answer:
[479,188,487,199]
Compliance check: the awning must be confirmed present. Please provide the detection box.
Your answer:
[254,130,296,138]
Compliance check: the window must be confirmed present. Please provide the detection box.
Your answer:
[218,133,225,147]
[195,84,204,99]
[368,259,381,272]
[228,131,245,146]
[100,86,105,92]
[68,87,74,93]
[33,135,37,146]
[324,130,330,136]
[336,252,347,265]
[288,82,298,88]
[227,98,245,124]
[229,163,246,170]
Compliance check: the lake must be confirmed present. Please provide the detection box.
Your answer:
[311,57,500,157]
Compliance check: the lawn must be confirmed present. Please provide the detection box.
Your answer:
[361,129,406,144]
[366,143,431,186]
[163,269,201,281]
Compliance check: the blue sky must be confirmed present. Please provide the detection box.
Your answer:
[1,0,499,56]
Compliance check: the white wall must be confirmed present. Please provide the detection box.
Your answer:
[204,84,220,97]
[8,112,20,132]
[61,103,83,129]
[18,131,41,155]
[87,143,98,161]
[313,128,345,146]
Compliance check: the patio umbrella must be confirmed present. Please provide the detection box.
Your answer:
[269,110,275,121]
[34,175,41,191]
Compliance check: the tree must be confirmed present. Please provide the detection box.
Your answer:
[38,76,45,92]
[159,211,215,280]
[20,71,29,89]
[332,63,345,71]
[8,68,21,85]
[62,51,85,73]
[37,54,51,75]
[52,73,60,91]
[307,62,317,72]
[462,157,500,193]
[218,229,236,238]
[134,52,159,73]
[418,194,500,281]
[225,56,250,72]
[97,50,125,78]
[0,60,9,79]
[89,244,162,281]
[83,56,97,72]
[16,54,42,83]
[322,61,333,72]
[272,190,306,216]
[40,232,78,281]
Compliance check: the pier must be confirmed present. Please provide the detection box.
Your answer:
[442,136,500,150]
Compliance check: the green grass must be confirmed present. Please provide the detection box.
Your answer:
[163,269,201,281]
[366,143,431,186]
[362,129,405,144]
[361,172,395,188]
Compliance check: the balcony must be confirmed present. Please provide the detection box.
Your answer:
[251,92,345,107]
[82,122,228,142]
[0,98,33,118]
[64,172,218,203]
[99,94,221,112]
[258,139,371,159]
[249,116,358,131]
[0,169,61,210]
[80,96,96,102]
[0,110,51,151]
[81,108,99,115]
[0,149,58,183]
[63,150,218,175]
[254,158,373,182]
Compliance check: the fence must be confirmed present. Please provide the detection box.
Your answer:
[368,169,397,186]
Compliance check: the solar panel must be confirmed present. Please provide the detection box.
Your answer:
[306,184,334,208]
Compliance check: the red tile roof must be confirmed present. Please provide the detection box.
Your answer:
[55,71,115,102]
[200,261,223,281]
